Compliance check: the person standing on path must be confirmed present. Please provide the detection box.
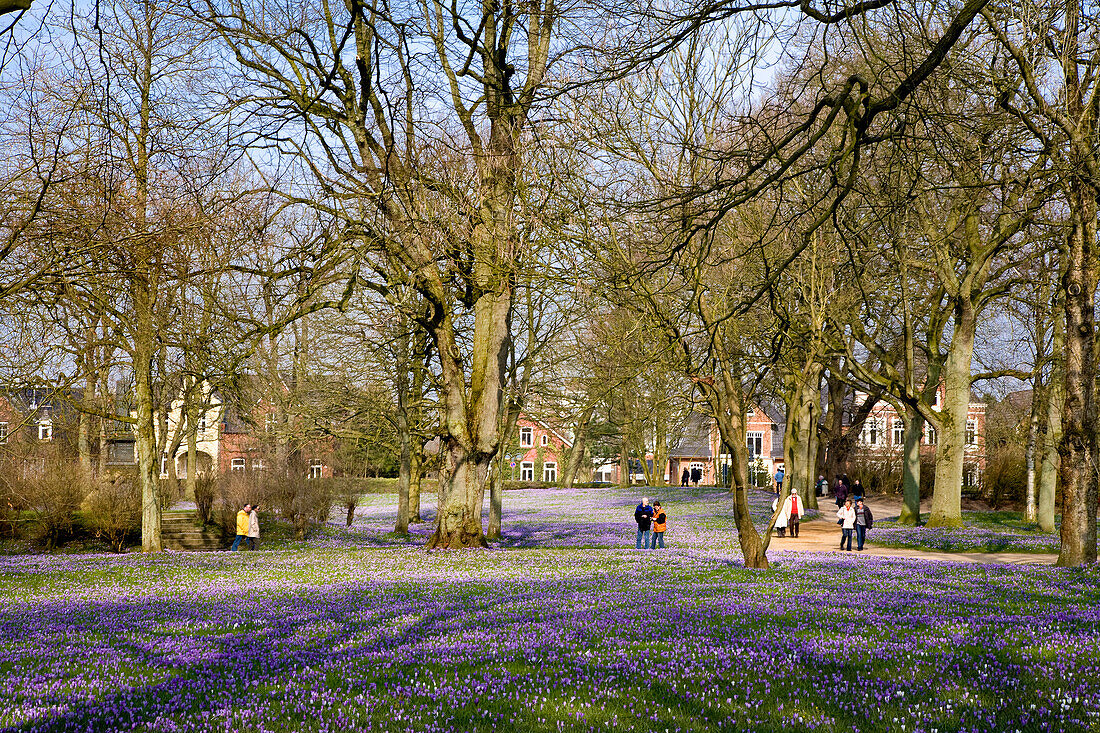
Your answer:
[787,492,801,538]
[836,498,856,551]
[690,467,702,486]
[681,468,690,486]
[634,497,654,549]
[247,503,260,550]
[650,501,667,548]
[771,492,789,537]
[854,498,874,551]
[774,466,785,493]
[230,503,252,551]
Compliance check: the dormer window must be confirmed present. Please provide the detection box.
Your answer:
[520,426,533,447]
[38,419,53,441]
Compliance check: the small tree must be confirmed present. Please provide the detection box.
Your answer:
[82,476,141,553]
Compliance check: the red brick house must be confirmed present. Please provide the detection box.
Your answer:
[512,415,572,483]
[851,385,987,487]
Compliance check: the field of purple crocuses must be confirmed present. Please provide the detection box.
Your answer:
[2,487,1097,733]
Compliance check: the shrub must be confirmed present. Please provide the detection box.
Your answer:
[213,472,262,537]
[16,463,90,549]
[82,476,141,553]
[193,473,216,525]
[268,473,333,539]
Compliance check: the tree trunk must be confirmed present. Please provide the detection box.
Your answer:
[1056,183,1098,566]
[1024,383,1041,524]
[409,448,423,523]
[486,466,503,539]
[928,309,975,528]
[395,426,411,535]
[560,409,592,488]
[898,408,923,525]
[428,440,491,548]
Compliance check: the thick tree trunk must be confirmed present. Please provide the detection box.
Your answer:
[783,363,823,510]
[1038,318,1062,534]
[1056,187,1098,566]
[898,409,923,525]
[560,409,592,488]
[136,323,161,552]
[928,311,975,528]
[428,440,491,548]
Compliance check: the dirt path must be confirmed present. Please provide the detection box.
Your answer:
[769,515,1058,566]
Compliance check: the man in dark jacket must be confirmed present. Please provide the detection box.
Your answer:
[854,498,874,551]
[634,497,654,549]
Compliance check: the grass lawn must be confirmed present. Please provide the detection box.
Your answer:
[2,488,1098,732]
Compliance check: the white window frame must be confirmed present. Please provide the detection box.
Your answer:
[965,419,976,446]
[231,458,246,472]
[926,426,937,446]
[252,458,266,472]
[308,459,324,479]
[0,421,7,444]
[38,419,52,441]
[543,461,557,483]
[519,426,533,448]
[746,431,764,458]
[540,434,549,447]
[266,412,277,434]
[520,461,534,481]
[892,419,904,445]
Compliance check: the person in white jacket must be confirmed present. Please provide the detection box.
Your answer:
[836,498,856,551]
[771,493,790,537]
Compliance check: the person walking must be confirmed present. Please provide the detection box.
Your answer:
[774,466,785,492]
[851,479,865,502]
[854,498,874,551]
[230,503,252,551]
[690,467,702,486]
[816,475,828,497]
[834,476,848,508]
[681,468,690,487]
[771,492,789,537]
[836,498,856,551]
[650,501,667,548]
[634,497,654,549]
[247,503,260,550]
[787,491,801,538]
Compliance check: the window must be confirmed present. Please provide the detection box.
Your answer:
[231,458,246,472]
[892,419,904,445]
[543,462,557,483]
[925,426,937,446]
[308,459,324,479]
[266,413,277,434]
[963,466,977,488]
[198,416,207,434]
[520,461,534,481]
[22,457,45,478]
[540,434,549,447]
[107,442,135,465]
[38,419,52,441]
[519,427,533,447]
[746,432,764,458]
[0,422,7,444]
[252,458,266,472]
[965,419,976,445]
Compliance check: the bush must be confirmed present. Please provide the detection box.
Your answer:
[268,473,333,539]
[193,473,216,525]
[16,463,90,549]
[213,472,263,538]
[82,476,141,553]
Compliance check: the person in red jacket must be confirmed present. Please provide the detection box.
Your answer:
[787,492,801,538]
[650,501,667,548]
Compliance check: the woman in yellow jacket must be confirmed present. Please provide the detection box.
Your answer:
[230,503,252,551]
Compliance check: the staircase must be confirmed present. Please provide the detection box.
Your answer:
[161,510,224,551]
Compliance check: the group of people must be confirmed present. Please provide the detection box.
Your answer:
[633,497,668,548]
[769,489,803,537]
[230,503,261,551]
[829,474,874,550]
[679,468,702,486]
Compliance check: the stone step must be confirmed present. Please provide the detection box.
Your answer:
[160,511,224,551]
